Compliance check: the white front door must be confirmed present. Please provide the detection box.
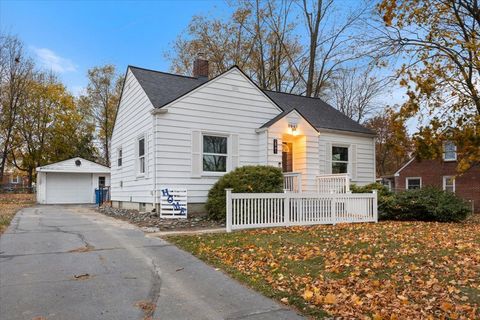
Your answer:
[45,173,92,204]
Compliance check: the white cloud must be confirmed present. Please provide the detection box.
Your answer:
[31,47,77,73]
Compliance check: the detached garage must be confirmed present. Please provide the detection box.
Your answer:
[36,157,110,204]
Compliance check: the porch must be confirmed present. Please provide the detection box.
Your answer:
[283,172,350,194]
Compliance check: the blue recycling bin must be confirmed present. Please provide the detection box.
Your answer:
[95,188,108,205]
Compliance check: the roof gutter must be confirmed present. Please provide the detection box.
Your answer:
[150,108,168,115]
[318,127,377,138]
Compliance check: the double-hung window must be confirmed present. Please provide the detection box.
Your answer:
[138,137,145,174]
[443,176,455,193]
[203,135,227,172]
[406,177,421,190]
[117,148,122,167]
[10,176,19,184]
[332,146,349,174]
[443,141,457,161]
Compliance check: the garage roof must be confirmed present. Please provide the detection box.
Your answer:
[36,157,110,173]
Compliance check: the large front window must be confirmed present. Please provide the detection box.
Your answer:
[203,135,227,172]
[332,146,348,174]
[138,137,145,174]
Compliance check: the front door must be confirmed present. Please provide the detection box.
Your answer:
[282,142,293,172]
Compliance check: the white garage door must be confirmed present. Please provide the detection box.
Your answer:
[46,173,93,204]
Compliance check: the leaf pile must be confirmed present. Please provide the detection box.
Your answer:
[169,220,480,319]
[0,193,35,234]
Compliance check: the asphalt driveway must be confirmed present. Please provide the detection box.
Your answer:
[0,205,303,320]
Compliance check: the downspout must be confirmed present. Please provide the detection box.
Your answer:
[152,112,157,212]
[150,108,168,213]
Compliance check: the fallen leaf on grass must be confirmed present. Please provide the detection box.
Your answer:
[324,293,337,304]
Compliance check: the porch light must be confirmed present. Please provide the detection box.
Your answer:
[288,123,298,136]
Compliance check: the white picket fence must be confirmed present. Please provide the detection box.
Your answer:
[283,172,302,192]
[225,189,377,232]
[316,174,350,193]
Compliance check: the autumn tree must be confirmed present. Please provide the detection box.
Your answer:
[298,0,371,97]
[0,34,34,182]
[167,0,373,97]
[327,66,386,123]
[80,65,123,166]
[11,73,96,186]
[378,0,480,171]
[167,0,303,93]
[365,108,412,177]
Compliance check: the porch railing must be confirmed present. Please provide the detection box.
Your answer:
[225,189,377,232]
[283,172,302,192]
[316,174,350,194]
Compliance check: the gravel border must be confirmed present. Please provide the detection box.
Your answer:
[97,205,225,232]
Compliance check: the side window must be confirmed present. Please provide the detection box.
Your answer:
[202,135,227,172]
[117,148,122,167]
[332,146,349,174]
[443,176,455,193]
[406,177,421,190]
[138,137,145,174]
[443,141,457,161]
[98,176,106,188]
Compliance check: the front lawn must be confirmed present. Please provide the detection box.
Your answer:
[0,193,35,234]
[168,218,480,319]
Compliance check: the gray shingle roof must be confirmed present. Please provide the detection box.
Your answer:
[262,91,374,135]
[129,65,374,135]
[129,66,208,108]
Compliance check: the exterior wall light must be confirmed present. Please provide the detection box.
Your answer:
[288,123,298,136]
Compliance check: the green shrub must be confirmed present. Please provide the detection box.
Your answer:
[206,165,284,221]
[382,187,470,222]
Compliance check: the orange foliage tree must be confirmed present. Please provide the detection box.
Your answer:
[378,0,480,172]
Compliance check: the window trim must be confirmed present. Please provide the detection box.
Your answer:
[202,133,229,176]
[406,177,422,190]
[443,176,455,193]
[137,136,146,176]
[443,141,457,161]
[117,147,123,167]
[331,145,349,174]
[10,175,19,184]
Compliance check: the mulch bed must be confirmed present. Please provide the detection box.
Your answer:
[97,205,224,232]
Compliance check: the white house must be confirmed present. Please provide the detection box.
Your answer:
[110,59,376,213]
[36,157,110,204]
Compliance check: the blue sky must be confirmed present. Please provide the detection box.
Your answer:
[1,0,409,122]
[1,0,232,95]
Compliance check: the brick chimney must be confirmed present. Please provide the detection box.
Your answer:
[193,54,209,79]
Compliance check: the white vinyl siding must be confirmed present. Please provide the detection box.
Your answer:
[267,110,319,192]
[319,131,374,185]
[154,68,281,203]
[110,69,155,204]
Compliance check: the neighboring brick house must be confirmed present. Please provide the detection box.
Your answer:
[389,142,479,213]
[0,171,29,190]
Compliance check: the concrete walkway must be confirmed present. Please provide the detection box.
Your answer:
[0,205,303,320]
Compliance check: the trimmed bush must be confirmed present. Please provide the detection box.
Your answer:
[382,187,471,222]
[206,165,284,221]
[350,183,470,222]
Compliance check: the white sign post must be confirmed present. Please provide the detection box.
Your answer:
[160,187,188,218]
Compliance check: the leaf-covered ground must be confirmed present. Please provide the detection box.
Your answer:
[168,218,480,319]
[0,193,35,234]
